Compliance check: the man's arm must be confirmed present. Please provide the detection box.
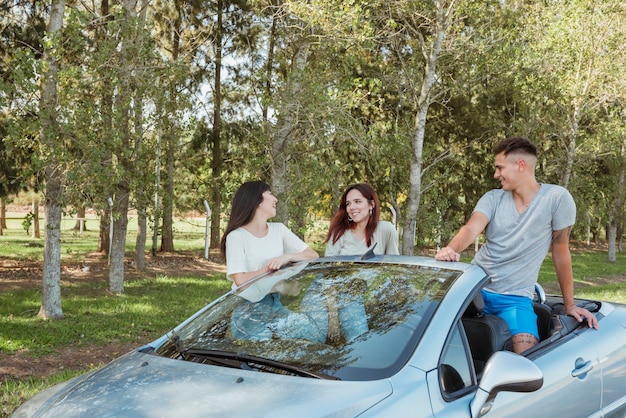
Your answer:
[552,227,599,329]
[435,212,489,261]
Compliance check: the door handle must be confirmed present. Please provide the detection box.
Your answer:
[571,357,593,379]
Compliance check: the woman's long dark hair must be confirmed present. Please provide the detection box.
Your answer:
[325,183,380,247]
[220,181,271,256]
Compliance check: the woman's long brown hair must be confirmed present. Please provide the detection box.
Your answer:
[220,181,271,256]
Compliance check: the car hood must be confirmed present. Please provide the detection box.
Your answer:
[24,350,393,417]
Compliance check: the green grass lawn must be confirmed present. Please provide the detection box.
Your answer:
[1,273,231,417]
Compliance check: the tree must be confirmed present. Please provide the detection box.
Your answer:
[39,0,65,319]
[107,0,159,292]
[521,0,626,189]
[375,0,461,255]
[151,0,204,253]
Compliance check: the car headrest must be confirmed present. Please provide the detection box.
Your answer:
[464,292,485,316]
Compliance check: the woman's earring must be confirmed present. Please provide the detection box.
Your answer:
[369,208,373,216]
[348,216,353,222]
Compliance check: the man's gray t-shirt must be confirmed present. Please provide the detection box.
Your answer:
[472,184,576,299]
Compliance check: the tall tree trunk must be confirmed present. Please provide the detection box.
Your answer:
[159,2,183,254]
[97,0,113,256]
[133,0,149,271]
[109,0,137,293]
[608,137,626,262]
[271,40,310,226]
[210,0,224,249]
[39,0,65,320]
[561,104,580,189]
[0,198,5,234]
[98,206,111,254]
[109,188,129,293]
[160,144,175,252]
[401,1,456,255]
[135,210,147,270]
[42,174,63,319]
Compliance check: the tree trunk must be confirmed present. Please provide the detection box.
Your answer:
[607,137,625,262]
[209,0,224,249]
[607,223,617,263]
[109,0,138,292]
[41,175,63,319]
[0,201,3,235]
[159,2,182,254]
[98,206,111,254]
[97,0,113,256]
[109,190,129,294]
[0,197,6,233]
[32,199,40,238]
[73,206,86,231]
[271,40,310,225]
[561,105,580,189]
[132,2,149,271]
[135,209,147,271]
[38,0,65,320]
[160,147,175,252]
[401,2,455,255]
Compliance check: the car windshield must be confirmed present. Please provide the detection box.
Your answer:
[154,260,462,381]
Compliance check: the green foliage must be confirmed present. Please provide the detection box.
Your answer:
[1,0,624,256]
[21,212,34,235]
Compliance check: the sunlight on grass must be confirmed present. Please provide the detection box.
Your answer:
[1,369,91,418]
[577,283,626,304]
[538,250,625,285]
[0,274,230,357]
[0,214,211,261]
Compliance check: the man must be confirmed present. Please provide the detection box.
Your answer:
[435,136,598,353]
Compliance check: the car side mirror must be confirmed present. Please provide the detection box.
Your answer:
[470,351,543,418]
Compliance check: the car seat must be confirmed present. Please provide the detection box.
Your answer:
[533,302,553,342]
[462,293,511,375]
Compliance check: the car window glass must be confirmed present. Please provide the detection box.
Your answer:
[439,323,474,395]
[155,261,463,381]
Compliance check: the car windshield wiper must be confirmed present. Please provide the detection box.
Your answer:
[183,348,339,380]
[168,331,188,359]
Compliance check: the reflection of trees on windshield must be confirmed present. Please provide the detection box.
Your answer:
[155,262,461,380]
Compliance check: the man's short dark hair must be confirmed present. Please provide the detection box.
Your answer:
[494,136,537,157]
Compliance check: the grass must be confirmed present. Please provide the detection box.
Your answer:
[0,214,210,261]
[1,274,231,417]
[537,250,626,285]
[458,247,626,296]
[1,212,224,416]
[0,276,231,356]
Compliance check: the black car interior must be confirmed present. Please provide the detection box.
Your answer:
[460,287,601,376]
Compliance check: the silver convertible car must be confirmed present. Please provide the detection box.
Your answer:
[13,255,626,417]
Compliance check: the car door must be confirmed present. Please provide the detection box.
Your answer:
[586,312,626,418]
[427,322,475,417]
[486,327,601,417]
